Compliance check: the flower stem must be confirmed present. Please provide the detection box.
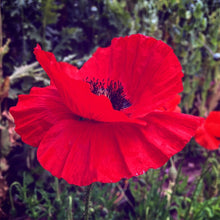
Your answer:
[169,158,184,205]
[184,157,211,220]
[9,181,22,215]
[54,177,61,202]
[67,195,73,220]
[84,183,94,220]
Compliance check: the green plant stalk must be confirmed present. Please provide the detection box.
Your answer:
[67,195,73,220]
[159,162,169,195]
[9,182,22,214]
[20,5,26,62]
[55,177,61,202]
[169,159,184,206]
[9,185,16,213]
[184,162,212,220]
[22,172,28,201]
[84,183,94,220]
[116,182,134,210]
[41,0,49,49]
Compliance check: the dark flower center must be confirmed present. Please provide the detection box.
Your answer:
[85,77,131,111]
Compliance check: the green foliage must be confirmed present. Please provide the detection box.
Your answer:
[41,0,64,48]
[149,0,220,114]
[6,151,220,219]
[1,0,220,219]
[41,0,63,26]
[131,169,170,220]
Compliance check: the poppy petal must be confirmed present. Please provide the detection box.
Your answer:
[195,124,220,150]
[204,111,220,138]
[10,86,76,147]
[34,44,80,79]
[34,45,146,125]
[80,34,183,117]
[143,111,204,154]
[37,111,203,186]
[195,111,220,150]
[156,94,181,112]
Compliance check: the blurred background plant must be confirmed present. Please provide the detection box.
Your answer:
[0,0,220,219]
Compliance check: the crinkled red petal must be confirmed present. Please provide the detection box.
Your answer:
[37,112,203,186]
[195,124,220,150]
[10,86,76,147]
[204,111,220,138]
[34,45,145,125]
[80,34,183,117]
[34,44,80,79]
[195,111,220,150]
[156,94,181,112]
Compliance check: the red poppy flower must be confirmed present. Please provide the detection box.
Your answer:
[10,34,203,186]
[195,111,220,150]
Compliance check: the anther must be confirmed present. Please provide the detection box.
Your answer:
[85,78,131,111]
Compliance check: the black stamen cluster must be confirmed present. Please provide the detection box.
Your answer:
[85,77,131,111]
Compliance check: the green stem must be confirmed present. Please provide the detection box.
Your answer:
[184,159,211,220]
[84,183,94,220]
[9,184,16,213]
[9,182,22,215]
[169,158,184,205]
[159,162,169,195]
[55,177,61,202]
[67,195,73,220]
